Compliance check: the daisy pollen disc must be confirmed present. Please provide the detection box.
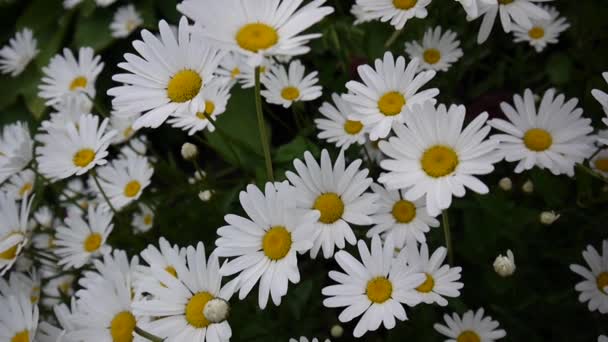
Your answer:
[236,23,279,53]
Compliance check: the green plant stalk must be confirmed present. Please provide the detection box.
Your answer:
[254,67,275,182]
[29,165,86,213]
[577,163,608,184]
[384,28,404,48]
[91,172,118,216]
[442,209,454,265]
[135,326,164,342]
[202,112,244,168]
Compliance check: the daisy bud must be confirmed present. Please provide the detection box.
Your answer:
[493,249,516,277]
[522,179,534,193]
[203,298,230,323]
[198,190,212,202]
[540,211,560,225]
[330,324,344,338]
[188,170,207,184]
[181,143,198,160]
[498,177,512,191]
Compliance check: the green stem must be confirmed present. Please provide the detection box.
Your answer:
[442,209,454,265]
[202,112,244,168]
[384,28,404,48]
[254,67,275,182]
[87,94,110,118]
[29,166,85,213]
[577,163,608,184]
[91,172,118,216]
[135,326,164,342]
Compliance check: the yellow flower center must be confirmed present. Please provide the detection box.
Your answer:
[393,0,417,10]
[123,126,134,138]
[366,277,393,304]
[30,286,40,303]
[457,330,481,342]
[423,48,441,65]
[236,23,279,52]
[0,233,22,260]
[110,311,136,342]
[165,266,177,278]
[185,292,214,328]
[196,112,207,120]
[415,273,435,293]
[313,193,345,224]
[597,272,608,294]
[392,200,416,223]
[83,233,102,253]
[262,226,292,260]
[378,91,406,116]
[59,281,71,294]
[167,69,203,103]
[523,128,552,152]
[498,0,513,4]
[143,214,153,225]
[126,20,138,32]
[421,145,459,178]
[204,100,216,115]
[124,180,142,198]
[11,330,29,342]
[69,76,87,91]
[528,26,545,39]
[344,120,363,135]
[231,68,241,79]
[73,148,96,167]
[595,158,608,173]
[18,183,33,197]
[281,86,300,101]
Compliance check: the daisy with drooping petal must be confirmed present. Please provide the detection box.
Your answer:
[474,0,551,44]
[570,240,608,314]
[3,169,35,200]
[0,122,33,184]
[110,4,143,38]
[489,89,595,177]
[367,183,439,248]
[261,60,322,108]
[0,291,39,342]
[354,0,432,30]
[315,93,367,149]
[379,102,498,216]
[404,26,463,72]
[109,113,139,145]
[0,193,33,276]
[133,242,235,342]
[215,182,319,309]
[344,52,439,140]
[178,0,334,65]
[286,150,378,259]
[36,114,116,181]
[108,17,224,129]
[434,308,507,342]
[0,28,38,77]
[132,203,154,234]
[39,47,104,106]
[134,237,186,295]
[322,235,426,337]
[55,204,113,269]
[512,5,569,52]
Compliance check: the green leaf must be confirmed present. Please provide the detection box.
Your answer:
[16,0,63,32]
[274,135,319,165]
[72,8,115,52]
[546,53,573,86]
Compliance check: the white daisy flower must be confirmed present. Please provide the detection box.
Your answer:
[43,94,93,131]
[0,292,39,342]
[363,137,386,164]
[285,150,378,259]
[322,235,426,337]
[216,53,276,89]
[120,136,148,160]
[133,242,235,342]
[36,113,116,181]
[344,52,439,140]
[474,0,551,44]
[591,149,608,178]
[512,5,569,52]
[592,72,608,140]
[570,240,608,314]
[110,4,143,38]
[290,338,330,342]
[600,336,608,342]
[134,237,186,295]
[63,0,83,9]
[396,243,463,306]
[453,0,486,19]
[489,89,595,177]
[354,0,431,30]
[90,154,153,211]
[178,0,334,66]
[55,204,113,269]
[95,0,118,7]
[167,79,233,135]
[367,183,439,248]
[33,206,53,229]
[108,17,224,129]
[215,182,319,309]
[109,113,139,145]
[3,169,35,200]
[39,47,104,107]
[351,4,373,25]
[379,102,498,216]
[0,28,38,77]
[0,193,33,276]
[41,268,75,307]
[404,26,463,72]
[132,203,154,234]
[0,270,41,305]
[261,60,322,108]
[315,93,367,149]
[0,122,34,184]
[434,308,507,341]
[36,301,78,342]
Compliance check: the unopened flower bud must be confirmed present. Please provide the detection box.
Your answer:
[198,190,212,202]
[181,143,198,160]
[522,179,534,194]
[498,177,512,191]
[203,298,230,323]
[540,211,560,225]
[330,324,344,338]
[493,249,515,277]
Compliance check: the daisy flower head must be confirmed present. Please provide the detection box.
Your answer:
[43,94,93,131]
[474,0,551,44]
[0,27,38,77]
[570,240,608,314]
[0,291,39,342]
[178,0,334,66]
[33,206,54,229]
[344,52,439,141]
[215,181,319,309]
[109,113,139,145]
[39,47,104,107]
[591,149,608,178]
[36,300,78,342]
[135,237,186,296]
[3,169,35,200]
[453,0,484,19]
[0,192,33,275]
[489,89,595,177]
[285,150,378,259]
[404,26,464,72]
[108,17,224,129]
[434,308,507,342]
[133,242,234,342]
[110,4,143,38]
[322,235,426,337]
[78,249,139,292]
[367,183,439,248]
[512,5,569,52]
[378,102,499,216]
[0,122,34,184]
[36,113,116,181]
[351,4,373,25]
[315,93,367,150]
[55,204,113,269]
[592,72,608,126]
[0,270,41,305]
[354,0,432,30]
[261,60,322,108]
[132,203,154,234]
[216,53,276,89]
[600,336,608,342]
